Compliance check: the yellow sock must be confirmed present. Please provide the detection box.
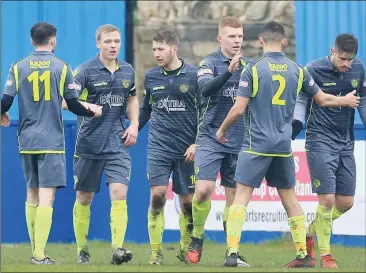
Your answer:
[73,200,91,253]
[179,209,193,252]
[223,206,229,234]
[314,205,332,256]
[227,205,246,255]
[192,194,211,238]
[148,209,164,254]
[332,205,343,221]
[26,203,37,254]
[33,206,53,260]
[110,200,128,250]
[288,215,307,259]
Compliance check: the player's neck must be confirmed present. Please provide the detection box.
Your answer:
[99,55,117,72]
[221,48,235,59]
[35,46,53,52]
[163,57,182,71]
[263,45,283,54]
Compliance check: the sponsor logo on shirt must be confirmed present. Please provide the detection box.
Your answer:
[94,81,108,87]
[99,92,124,108]
[5,80,12,87]
[239,80,248,87]
[223,86,238,102]
[156,96,186,113]
[197,69,213,77]
[323,82,337,86]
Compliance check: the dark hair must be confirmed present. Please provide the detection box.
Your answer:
[260,21,285,43]
[30,22,57,46]
[334,33,358,55]
[152,29,179,46]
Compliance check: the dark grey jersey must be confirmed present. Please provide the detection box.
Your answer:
[73,56,136,159]
[139,62,198,158]
[196,49,251,153]
[238,52,319,156]
[4,51,79,153]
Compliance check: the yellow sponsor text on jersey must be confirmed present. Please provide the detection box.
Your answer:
[268,62,288,72]
[29,60,51,69]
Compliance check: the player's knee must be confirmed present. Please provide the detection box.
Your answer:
[194,181,213,202]
[335,195,354,213]
[318,194,335,210]
[38,187,56,207]
[151,193,166,211]
[109,183,128,201]
[26,188,39,204]
[76,191,94,206]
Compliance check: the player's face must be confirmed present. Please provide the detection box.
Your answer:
[97,31,121,61]
[217,27,243,57]
[152,41,177,67]
[331,49,355,72]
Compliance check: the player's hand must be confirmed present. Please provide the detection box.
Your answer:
[228,52,242,73]
[80,101,102,113]
[344,90,360,109]
[216,128,227,143]
[184,144,195,162]
[0,112,10,127]
[122,124,138,147]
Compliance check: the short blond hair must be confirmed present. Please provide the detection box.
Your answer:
[219,17,242,31]
[96,24,120,41]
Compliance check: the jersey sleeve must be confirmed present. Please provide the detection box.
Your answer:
[301,69,320,97]
[129,68,136,97]
[237,64,253,98]
[73,65,87,96]
[63,64,80,100]
[138,74,152,131]
[358,65,366,99]
[3,64,17,97]
[197,58,215,84]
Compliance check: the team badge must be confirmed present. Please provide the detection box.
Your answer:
[351,79,358,88]
[180,84,188,93]
[123,79,130,88]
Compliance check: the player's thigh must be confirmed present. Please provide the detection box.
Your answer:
[335,155,356,196]
[194,145,224,182]
[234,152,272,188]
[172,158,195,195]
[147,153,174,188]
[73,157,104,193]
[307,151,339,194]
[266,156,296,189]
[220,153,238,188]
[38,153,66,188]
[104,154,132,186]
[21,154,39,188]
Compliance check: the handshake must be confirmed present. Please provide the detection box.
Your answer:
[80,101,103,117]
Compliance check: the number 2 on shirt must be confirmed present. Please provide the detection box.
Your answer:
[27,70,51,101]
[272,74,286,106]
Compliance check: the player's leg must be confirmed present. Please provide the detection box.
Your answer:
[187,146,223,263]
[105,155,133,265]
[73,157,104,264]
[306,151,338,267]
[32,153,67,264]
[220,153,238,235]
[223,153,270,267]
[146,153,174,265]
[21,154,39,259]
[173,159,195,262]
[267,156,314,268]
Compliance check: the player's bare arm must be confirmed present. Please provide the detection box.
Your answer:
[312,89,360,108]
[216,96,249,143]
[123,95,139,147]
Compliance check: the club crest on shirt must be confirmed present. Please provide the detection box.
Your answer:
[351,79,359,88]
[123,79,130,88]
[179,84,188,93]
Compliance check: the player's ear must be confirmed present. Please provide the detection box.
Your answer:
[258,36,265,46]
[217,34,222,44]
[96,40,101,49]
[281,38,287,47]
[330,48,335,56]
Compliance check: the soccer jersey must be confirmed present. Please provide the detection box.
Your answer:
[3,51,79,153]
[196,48,251,153]
[238,52,319,156]
[73,56,136,159]
[300,56,366,155]
[139,61,198,158]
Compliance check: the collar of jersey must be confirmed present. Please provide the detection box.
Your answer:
[94,55,120,71]
[160,58,186,76]
[262,52,285,57]
[32,50,54,55]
